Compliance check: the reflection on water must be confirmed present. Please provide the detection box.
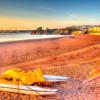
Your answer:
[0,33,65,42]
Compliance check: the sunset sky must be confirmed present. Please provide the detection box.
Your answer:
[0,0,100,30]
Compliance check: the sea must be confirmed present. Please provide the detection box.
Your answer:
[0,33,66,43]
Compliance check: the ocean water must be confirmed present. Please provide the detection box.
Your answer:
[0,33,65,42]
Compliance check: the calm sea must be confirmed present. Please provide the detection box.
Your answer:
[0,33,66,42]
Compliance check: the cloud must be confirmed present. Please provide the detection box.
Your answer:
[38,6,56,12]
[0,16,62,29]
[68,14,81,19]
[65,13,100,25]
[0,13,100,30]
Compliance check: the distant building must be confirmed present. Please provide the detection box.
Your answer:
[88,26,100,33]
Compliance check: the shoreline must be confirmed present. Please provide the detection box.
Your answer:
[0,35,71,44]
[0,36,62,45]
[0,34,100,66]
[0,36,71,66]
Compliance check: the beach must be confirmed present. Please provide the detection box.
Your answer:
[0,34,100,100]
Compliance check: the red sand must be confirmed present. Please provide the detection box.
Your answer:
[0,34,100,100]
[0,34,100,66]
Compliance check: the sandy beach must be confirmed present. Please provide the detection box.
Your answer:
[0,34,100,100]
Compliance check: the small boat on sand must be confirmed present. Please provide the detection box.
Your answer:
[43,75,70,82]
[0,83,58,95]
[0,68,69,95]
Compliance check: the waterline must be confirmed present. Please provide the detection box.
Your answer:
[0,33,66,42]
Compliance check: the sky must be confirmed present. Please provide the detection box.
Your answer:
[0,0,100,30]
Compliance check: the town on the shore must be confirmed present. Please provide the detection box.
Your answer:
[0,25,100,35]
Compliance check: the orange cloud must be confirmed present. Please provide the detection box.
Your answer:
[0,17,39,30]
[0,16,99,30]
[0,17,64,30]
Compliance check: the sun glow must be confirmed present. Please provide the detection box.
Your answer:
[0,17,66,30]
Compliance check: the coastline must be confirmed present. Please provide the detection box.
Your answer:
[0,35,70,44]
[0,36,70,66]
[0,36,64,45]
[0,34,100,66]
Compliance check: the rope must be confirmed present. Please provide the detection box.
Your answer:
[16,79,43,99]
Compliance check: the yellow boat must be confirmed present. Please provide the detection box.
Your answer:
[0,68,45,85]
[0,68,58,95]
[0,68,69,95]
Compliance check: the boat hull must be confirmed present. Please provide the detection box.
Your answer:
[0,84,58,95]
